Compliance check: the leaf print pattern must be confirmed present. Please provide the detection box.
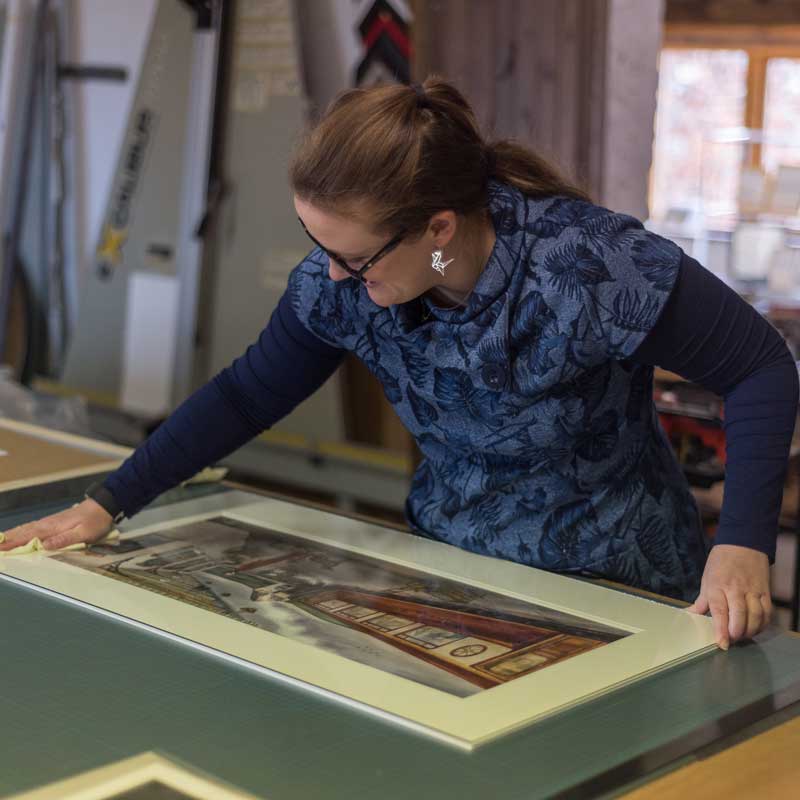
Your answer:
[608,289,662,333]
[461,298,506,351]
[525,196,598,238]
[552,362,611,418]
[375,366,402,404]
[494,204,521,236]
[428,323,467,362]
[355,327,402,403]
[287,178,705,602]
[307,282,358,343]
[635,516,678,577]
[630,232,682,292]
[406,383,438,427]
[433,368,507,428]
[478,452,527,492]
[572,409,619,463]
[510,291,566,380]
[510,291,558,344]
[543,242,613,300]
[397,338,431,384]
[539,498,605,568]
[477,337,507,366]
[580,211,643,254]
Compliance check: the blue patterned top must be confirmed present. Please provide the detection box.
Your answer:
[288,179,710,601]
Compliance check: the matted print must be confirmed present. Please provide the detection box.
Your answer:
[52,516,628,696]
[7,752,261,800]
[0,497,717,749]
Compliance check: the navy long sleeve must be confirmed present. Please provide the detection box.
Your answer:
[103,291,345,517]
[631,251,799,562]
[104,251,799,565]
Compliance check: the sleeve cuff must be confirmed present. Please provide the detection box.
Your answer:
[713,526,777,564]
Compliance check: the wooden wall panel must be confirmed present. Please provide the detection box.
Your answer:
[412,1,608,202]
[412,0,662,217]
[491,0,518,139]
[575,0,610,202]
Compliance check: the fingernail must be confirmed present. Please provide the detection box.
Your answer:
[718,640,729,651]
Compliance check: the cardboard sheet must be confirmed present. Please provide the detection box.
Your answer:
[0,419,131,491]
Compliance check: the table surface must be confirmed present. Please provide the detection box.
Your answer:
[2,484,800,800]
[619,711,800,799]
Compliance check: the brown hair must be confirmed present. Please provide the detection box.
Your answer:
[288,75,592,242]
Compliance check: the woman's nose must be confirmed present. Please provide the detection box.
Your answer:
[329,259,350,282]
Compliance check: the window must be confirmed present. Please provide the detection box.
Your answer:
[650,49,748,221]
[762,58,800,174]
[650,25,800,225]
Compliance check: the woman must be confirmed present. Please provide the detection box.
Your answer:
[3,78,796,649]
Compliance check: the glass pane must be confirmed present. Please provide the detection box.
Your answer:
[650,49,748,221]
[762,57,800,174]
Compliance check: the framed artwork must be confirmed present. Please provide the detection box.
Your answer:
[7,752,262,799]
[0,418,131,492]
[0,497,716,749]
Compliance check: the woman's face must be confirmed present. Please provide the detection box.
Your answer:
[293,195,455,307]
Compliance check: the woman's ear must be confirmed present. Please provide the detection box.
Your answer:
[429,211,457,247]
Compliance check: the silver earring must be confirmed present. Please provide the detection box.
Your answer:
[431,249,454,276]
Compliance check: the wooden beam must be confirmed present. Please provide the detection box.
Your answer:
[665,22,800,51]
[665,0,800,26]
[745,53,768,168]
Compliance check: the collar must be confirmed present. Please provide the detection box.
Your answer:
[396,179,528,329]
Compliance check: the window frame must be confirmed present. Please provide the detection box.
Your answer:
[663,24,800,169]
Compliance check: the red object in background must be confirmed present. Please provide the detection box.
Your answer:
[658,413,726,464]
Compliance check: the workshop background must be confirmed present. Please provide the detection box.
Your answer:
[2,0,800,627]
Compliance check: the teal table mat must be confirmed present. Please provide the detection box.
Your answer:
[2,489,800,799]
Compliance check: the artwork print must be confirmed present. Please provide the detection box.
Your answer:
[53,516,630,697]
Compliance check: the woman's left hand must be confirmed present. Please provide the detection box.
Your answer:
[687,544,772,649]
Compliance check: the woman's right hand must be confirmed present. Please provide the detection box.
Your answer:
[0,499,115,553]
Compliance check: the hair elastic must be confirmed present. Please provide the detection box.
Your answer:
[411,82,431,109]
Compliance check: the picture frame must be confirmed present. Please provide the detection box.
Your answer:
[0,418,131,493]
[0,496,716,750]
[7,751,262,800]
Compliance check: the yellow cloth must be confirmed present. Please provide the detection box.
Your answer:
[0,528,120,557]
[182,466,229,486]
[0,465,226,558]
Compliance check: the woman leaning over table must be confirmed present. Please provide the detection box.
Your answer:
[2,77,797,650]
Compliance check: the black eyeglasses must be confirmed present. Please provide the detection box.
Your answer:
[297,215,406,283]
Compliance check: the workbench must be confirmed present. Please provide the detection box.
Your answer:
[2,479,799,799]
